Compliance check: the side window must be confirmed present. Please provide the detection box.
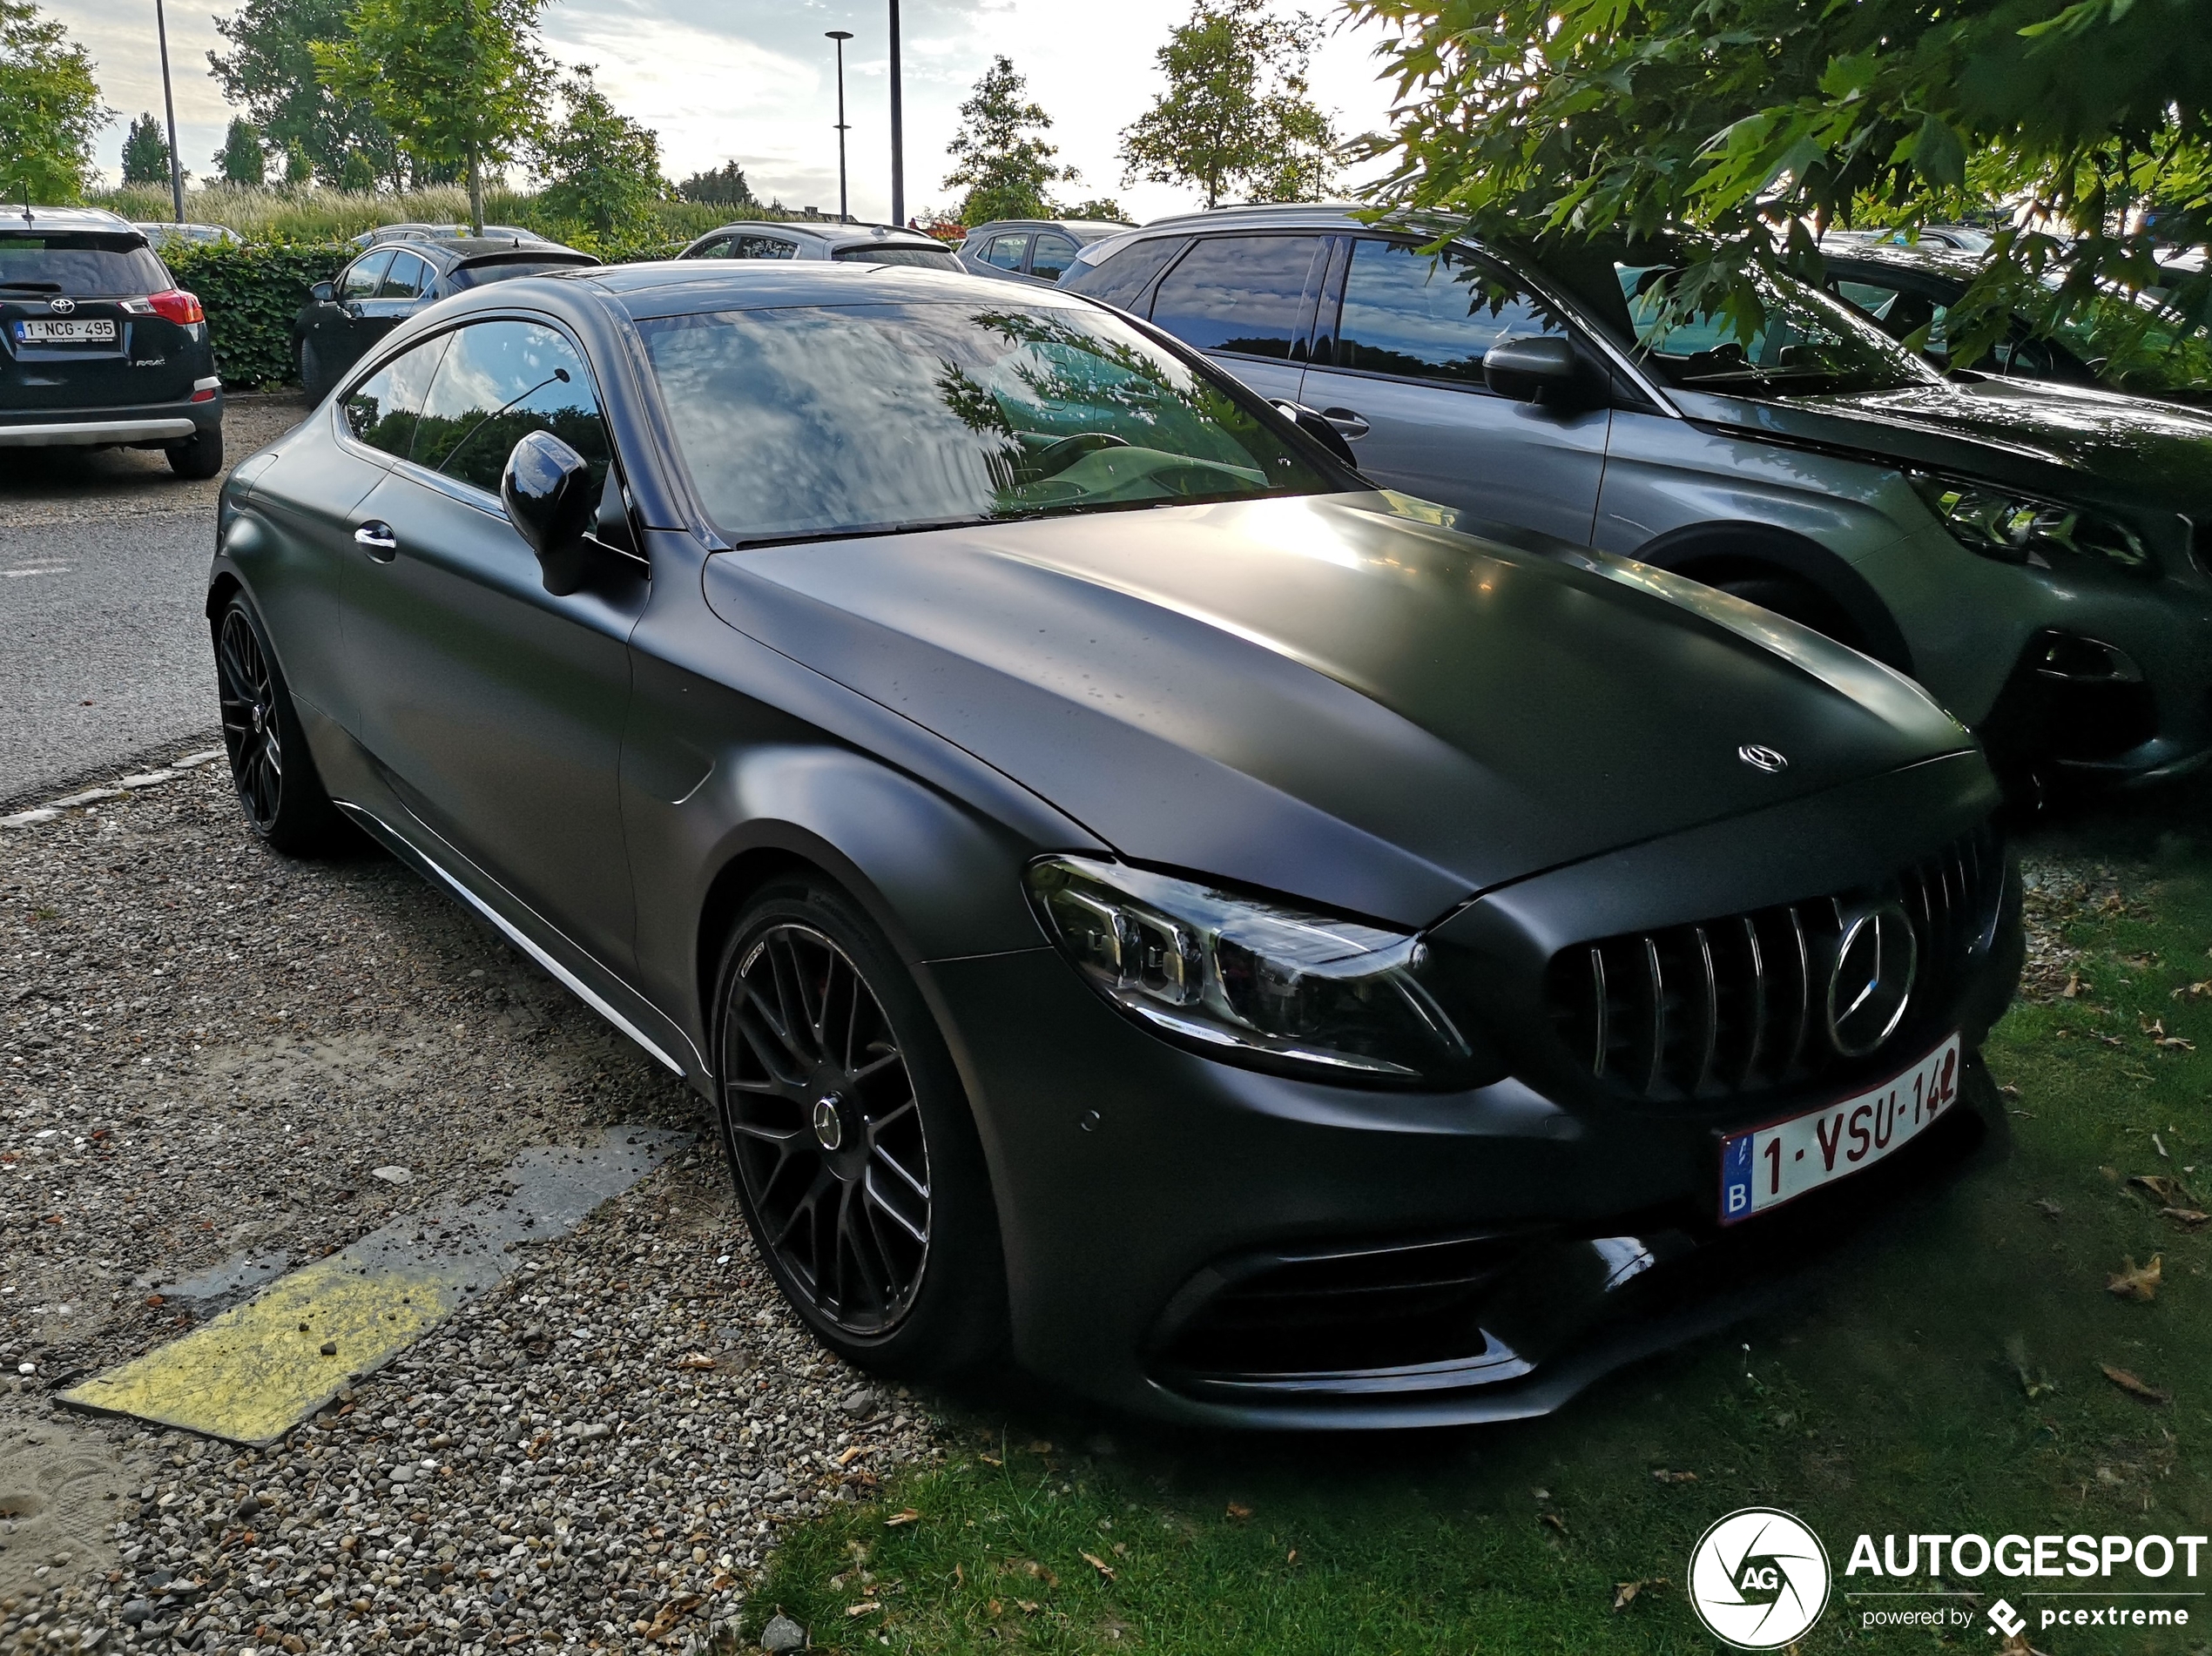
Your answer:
[341,333,452,458]
[981,233,1029,272]
[1062,236,1183,309]
[733,235,797,259]
[1332,239,1568,385]
[412,320,611,496]
[1832,278,1903,322]
[688,236,732,259]
[1028,232,1079,282]
[379,252,430,300]
[1149,234,1325,360]
[1834,277,1947,355]
[341,250,394,301]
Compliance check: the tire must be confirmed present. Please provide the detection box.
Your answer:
[1711,571,1866,652]
[713,878,1007,1380]
[166,424,224,480]
[212,591,347,855]
[300,337,327,403]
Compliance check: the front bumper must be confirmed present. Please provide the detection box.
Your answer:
[927,751,2021,1428]
[0,385,223,447]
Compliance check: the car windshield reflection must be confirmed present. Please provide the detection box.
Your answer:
[1615,262,1939,399]
[635,300,1334,546]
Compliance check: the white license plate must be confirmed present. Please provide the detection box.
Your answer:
[1720,1033,1962,1224]
[17,318,116,342]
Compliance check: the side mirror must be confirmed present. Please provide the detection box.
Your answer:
[502,430,598,595]
[1482,335,1583,404]
[1270,399,1359,469]
[309,280,335,302]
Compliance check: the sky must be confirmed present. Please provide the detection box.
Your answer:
[62,0,1406,221]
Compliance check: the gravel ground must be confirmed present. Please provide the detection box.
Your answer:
[1,759,947,1653]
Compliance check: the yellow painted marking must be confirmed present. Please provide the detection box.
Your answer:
[61,1258,465,1446]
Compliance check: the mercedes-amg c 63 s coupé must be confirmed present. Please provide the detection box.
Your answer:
[210,259,2023,1428]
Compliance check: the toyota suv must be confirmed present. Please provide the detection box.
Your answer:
[1064,205,2212,794]
[0,205,223,477]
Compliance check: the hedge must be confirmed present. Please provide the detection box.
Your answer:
[163,242,352,392]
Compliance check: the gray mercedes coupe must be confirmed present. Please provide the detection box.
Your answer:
[209,259,2023,1428]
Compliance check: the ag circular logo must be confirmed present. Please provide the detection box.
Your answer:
[1687,1507,1831,1649]
[1826,899,1918,1057]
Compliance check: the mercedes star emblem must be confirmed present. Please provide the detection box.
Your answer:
[1737,744,1788,772]
[1826,900,1919,1057]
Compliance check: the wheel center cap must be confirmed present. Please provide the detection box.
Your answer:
[811,1094,845,1152]
[250,703,265,732]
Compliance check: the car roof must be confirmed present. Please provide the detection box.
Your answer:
[0,205,139,236]
[570,258,1086,319]
[1820,241,1984,281]
[696,219,948,251]
[967,219,1131,239]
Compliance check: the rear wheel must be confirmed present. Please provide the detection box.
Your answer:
[166,424,223,480]
[713,878,1006,1378]
[213,592,345,854]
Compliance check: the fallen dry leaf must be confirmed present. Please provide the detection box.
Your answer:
[2034,1196,2065,1220]
[1650,1470,1697,1484]
[2173,979,2212,1000]
[846,1600,880,1619]
[1026,1439,1053,1454]
[884,1508,921,1526]
[835,1444,878,1467]
[978,1453,1001,1466]
[2099,1363,2172,1405]
[986,1598,1002,1619]
[1004,1558,1058,1587]
[1613,1578,1666,1612]
[641,1593,703,1642]
[1017,1599,1041,1615]
[1224,1502,1252,1522]
[2107,1254,2163,1302]
[2161,1207,2211,1229]
[2060,971,2080,999]
[1540,1512,1569,1536]
[673,1352,715,1370]
[2131,1175,2188,1204]
[1081,1551,1117,1581]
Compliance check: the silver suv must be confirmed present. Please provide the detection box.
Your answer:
[1064,205,2212,791]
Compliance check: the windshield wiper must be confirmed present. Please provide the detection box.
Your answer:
[0,280,64,293]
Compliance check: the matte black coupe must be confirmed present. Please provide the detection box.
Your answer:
[211,260,2023,1426]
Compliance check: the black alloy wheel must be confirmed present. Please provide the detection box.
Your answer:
[213,594,343,854]
[715,883,1004,1376]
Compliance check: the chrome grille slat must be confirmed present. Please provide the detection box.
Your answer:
[1544,825,2004,1105]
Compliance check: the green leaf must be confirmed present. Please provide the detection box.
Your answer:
[1912,112,1966,189]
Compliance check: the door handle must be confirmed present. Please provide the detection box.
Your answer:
[1319,407,1372,439]
[354,521,397,562]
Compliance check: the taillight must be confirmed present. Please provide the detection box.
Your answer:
[148,288,205,326]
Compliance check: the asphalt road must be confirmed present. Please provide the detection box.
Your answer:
[0,394,307,805]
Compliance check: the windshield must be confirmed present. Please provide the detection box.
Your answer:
[0,233,168,295]
[636,300,1337,545]
[833,246,958,269]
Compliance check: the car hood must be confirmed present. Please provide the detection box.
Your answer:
[1673,377,2212,509]
[702,494,1973,926]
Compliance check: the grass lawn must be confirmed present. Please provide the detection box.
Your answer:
[739,804,2212,1654]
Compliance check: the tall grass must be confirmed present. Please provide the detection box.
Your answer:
[88,182,808,249]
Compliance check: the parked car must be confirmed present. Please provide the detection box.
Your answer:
[348,222,543,249]
[0,205,223,477]
[1817,240,2212,407]
[294,237,601,401]
[954,218,1131,286]
[134,220,245,250]
[676,220,960,270]
[1855,225,1997,255]
[212,259,2022,1427]
[1064,205,2212,793]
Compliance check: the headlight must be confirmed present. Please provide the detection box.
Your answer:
[1027,856,1474,1087]
[1907,471,2154,576]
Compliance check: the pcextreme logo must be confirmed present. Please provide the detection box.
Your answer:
[1688,1507,1832,1649]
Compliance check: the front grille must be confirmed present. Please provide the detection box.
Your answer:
[1544,825,2004,1103]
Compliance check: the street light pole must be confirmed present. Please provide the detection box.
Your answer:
[826,30,853,225]
[887,0,904,228]
[154,0,185,222]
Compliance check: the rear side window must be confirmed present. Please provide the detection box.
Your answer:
[734,235,797,259]
[0,233,167,295]
[1332,239,1572,384]
[1061,236,1182,310]
[380,252,432,300]
[980,233,1029,271]
[1029,232,1079,282]
[412,320,610,495]
[1150,235,1325,360]
[342,333,451,458]
[341,250,394,301]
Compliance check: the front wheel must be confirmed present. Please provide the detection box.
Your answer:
[213,592,345,854]
[713,878,1006,1379]
[1712,571,1865,652]
[300,337,327,403]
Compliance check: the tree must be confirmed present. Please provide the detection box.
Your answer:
[1345,0,2211,359]
[215,116,266,185]
[676,158,755,208]
[313,0,550,232]
[531,66,665,238]
[1059,196,1128,222]
[0,0,106,202]
[210,0,401,187]
[120,111,172,185]
[1119,0,1338,209]
[281,138,310,186]
[942,56,1076,225]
